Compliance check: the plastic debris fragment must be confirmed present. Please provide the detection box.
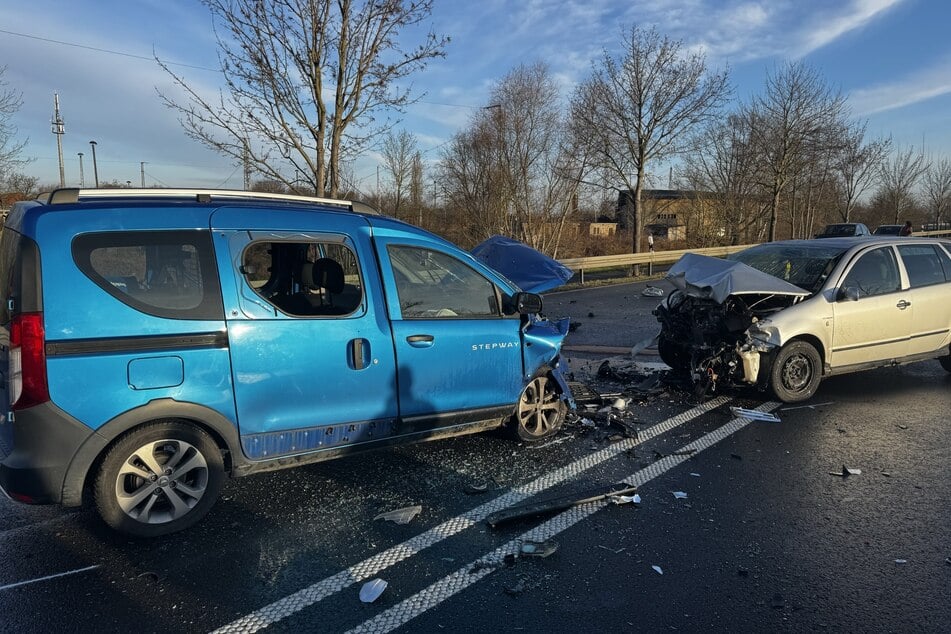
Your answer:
[894,559,907,564]
[610,493,641,505]
[463,482,490,495]
[359,579,388,603]
[642,285,664,297]
[730,406,781,422]
[652,565,663,575]
[672,491,688,499]
[689,473,701,477]
[829,466,862,477]
[374,505,422,524]
[520,539,559,558]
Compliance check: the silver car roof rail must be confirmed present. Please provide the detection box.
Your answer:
[38,188,382,215]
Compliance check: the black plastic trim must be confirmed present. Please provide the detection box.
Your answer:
[46,331,228,357]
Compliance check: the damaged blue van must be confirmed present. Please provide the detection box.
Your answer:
[0,189,573,536]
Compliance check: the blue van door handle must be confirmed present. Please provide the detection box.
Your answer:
[349,338,369,370]
[406,334,434,348]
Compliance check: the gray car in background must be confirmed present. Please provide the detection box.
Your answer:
[655,237,951,402]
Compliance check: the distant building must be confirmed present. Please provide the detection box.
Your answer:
[616,188,715,241]
[588,222,617,237]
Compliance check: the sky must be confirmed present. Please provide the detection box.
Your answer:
[1,0,950,196]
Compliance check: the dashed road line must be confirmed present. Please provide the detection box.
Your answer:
[0,565,100,591]
[212,396,731,633]
[347,401,781,634]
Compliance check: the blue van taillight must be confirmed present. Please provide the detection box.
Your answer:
[10,312,50,410]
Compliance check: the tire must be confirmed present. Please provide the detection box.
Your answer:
[94,421,225,537]
[658,336,690,375]
[509,375,567,442]
[769,341,822,403]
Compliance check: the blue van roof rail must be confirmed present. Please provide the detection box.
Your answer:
[38,188,382,215]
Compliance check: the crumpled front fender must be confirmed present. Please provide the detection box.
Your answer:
[522,316,576,409]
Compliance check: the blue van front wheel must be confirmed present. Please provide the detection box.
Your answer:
[94,421,225,537]
[509,375,566,442]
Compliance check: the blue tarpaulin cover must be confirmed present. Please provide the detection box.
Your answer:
[471,235,574,293]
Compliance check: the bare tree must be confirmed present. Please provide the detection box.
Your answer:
[380,129,417,216]
[745,62,847,241]
[158,0,446,197]
[923,157,951,228]
[681,113,768,244]
[0,66,29,182]
[570,25,729,258]
[831,121,890,222]
[878,146,928,224]
[440,63,588,255]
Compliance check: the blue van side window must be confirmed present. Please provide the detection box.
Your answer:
[241,240,363,316]
[72,230,223,320]
[387,245,499,318]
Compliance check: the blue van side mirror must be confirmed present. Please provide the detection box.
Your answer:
[515,292,543,314]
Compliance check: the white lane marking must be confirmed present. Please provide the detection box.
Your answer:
[212,396,731,633]
[347,401,781,634]
[0,564,99,591]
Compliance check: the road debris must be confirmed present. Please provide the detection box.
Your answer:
[672,491,688,500]
[485,483,637,528]
[894,559,907,564]
[642,285,664,297]
[374,505,422,524]
[359,579,388,603]
[653,448,696,460]
[730,406,781,423]
[780,401,834,411]
[519,540,559,558]
[829,466,862,477]
[598,545,626,554]
[610,493,641,505]
[652,565,663,575]
[630,334,659,358]
[463,482,490,495]
[689,472,701,477]
[527,436,572,450]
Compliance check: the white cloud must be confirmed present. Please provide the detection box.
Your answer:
[850,57,951,115]
[790,0,904,57]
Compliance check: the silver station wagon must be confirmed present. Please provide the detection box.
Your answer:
[655,236,951,402]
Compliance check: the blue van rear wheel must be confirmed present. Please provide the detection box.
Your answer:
[94,421,225,537]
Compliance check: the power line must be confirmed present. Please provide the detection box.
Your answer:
[0,29,219,72]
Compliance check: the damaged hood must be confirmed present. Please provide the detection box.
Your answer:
[471,235,574,293]
[666,253,810,304]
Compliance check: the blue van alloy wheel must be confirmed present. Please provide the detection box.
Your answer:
[511,375,566,442]
[94,422,225,537]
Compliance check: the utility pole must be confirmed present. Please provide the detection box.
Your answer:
[89,141,99,187]
[51,93,66,187]
[140,162,146,188]
[77,153,85,187]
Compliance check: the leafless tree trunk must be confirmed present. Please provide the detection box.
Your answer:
[924,157,951,228]
[746,62,847,241]
[410,151,424,224]
[157,0,446,197]
[878,146,928,224]
[570,25,729,261]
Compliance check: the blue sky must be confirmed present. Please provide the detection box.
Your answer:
[1,0,949,195]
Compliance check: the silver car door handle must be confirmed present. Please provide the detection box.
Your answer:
[406,334,435,348]
[896,300,911,309]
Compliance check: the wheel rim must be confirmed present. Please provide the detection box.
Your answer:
[516,376,562,438]
[781,353,813,393]
[114,439,210,524]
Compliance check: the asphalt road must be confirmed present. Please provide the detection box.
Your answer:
[1,280,948,633]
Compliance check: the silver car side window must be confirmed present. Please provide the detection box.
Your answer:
[841,247,901,298]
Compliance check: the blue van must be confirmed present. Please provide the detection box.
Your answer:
[0,189,573,536]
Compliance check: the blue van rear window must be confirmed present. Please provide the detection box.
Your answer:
[72,230,223,321]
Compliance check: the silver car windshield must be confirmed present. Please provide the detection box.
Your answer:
[728,244,848,294]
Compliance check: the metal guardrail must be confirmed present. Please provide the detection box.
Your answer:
[559,230,951,284]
